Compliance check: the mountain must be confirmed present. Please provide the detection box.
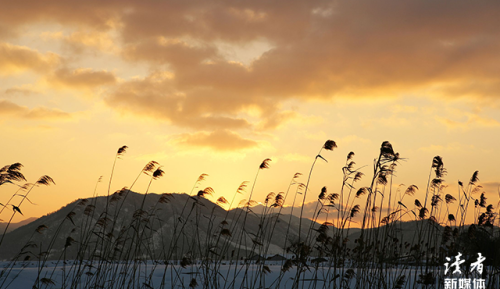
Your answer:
[0,191,318,261]
[2,192,493,263]
[0,217,37,233]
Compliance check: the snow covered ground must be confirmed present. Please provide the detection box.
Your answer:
[0,260,493,288]
[0,261,358,288]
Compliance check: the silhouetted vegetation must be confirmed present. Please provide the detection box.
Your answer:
[0,141,498,288]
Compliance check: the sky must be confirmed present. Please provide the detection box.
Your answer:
[1,0,500,225]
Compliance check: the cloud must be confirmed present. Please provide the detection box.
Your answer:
[257,111,299,130]
[3,0,500,136]
[481,182,500,196]
[0,24,15,40]
[438,80,500,99]
[102,0,500,133]
[437,113,500,130]
[171,129,259,151]
[119,1,318,44]
[0,100,71,120]
[0,100,25,115]
[106,67,316,132]
[117,0,499,102]
[123,37,218,68]
[24,107,71,120]
[0,1,120,37]
[3,87,40,97]
[106,71,267,130]
[3,1,499,100]
[49,67,117,89]
[42,30,119,54]
[0,43,59,74]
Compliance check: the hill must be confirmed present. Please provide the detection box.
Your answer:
[0,191,318,260]
[2,192,497,264]
[0,217,36,234]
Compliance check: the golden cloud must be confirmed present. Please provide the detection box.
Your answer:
[1,1,497,98]
[49,67,117,89]
[115,1,500,101]
[437,113,500,130]
[0,100,71,120]
[0,43,59,74]
[123,37,218,68]
[3,87,40,97]
[2,0,500,133]
[0,25,15,40]
[105,71,278,130]
[42,30,118,54]
[481,182,500,196]
[0,100,24,114]
[0,1,119,35]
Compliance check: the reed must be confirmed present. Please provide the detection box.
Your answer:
[0,142,499,289]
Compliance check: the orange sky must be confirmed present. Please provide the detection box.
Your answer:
[1,0,500,225]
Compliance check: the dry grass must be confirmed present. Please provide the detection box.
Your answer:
[0,141,499,289]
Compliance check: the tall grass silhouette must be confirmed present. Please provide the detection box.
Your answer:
[0,141,499,289]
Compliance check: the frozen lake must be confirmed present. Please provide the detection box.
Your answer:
[0,260,468,289]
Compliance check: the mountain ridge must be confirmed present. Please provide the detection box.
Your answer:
[1,191,494,262]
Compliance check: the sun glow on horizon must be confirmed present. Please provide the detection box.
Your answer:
[1,1,499,230]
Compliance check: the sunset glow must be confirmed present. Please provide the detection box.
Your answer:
[1,0,499,226]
